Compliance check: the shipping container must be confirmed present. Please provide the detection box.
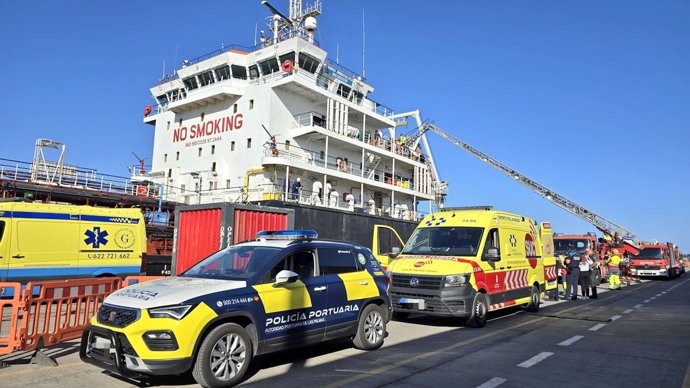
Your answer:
[172,203,294,275]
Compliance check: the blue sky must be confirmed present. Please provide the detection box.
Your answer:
[1,1,688,251]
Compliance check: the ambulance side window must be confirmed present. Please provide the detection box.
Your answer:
[484,228,500,257]
[0,221,5,243]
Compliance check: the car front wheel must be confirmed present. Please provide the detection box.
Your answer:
[192,323,253,388]
[353,304,386,350]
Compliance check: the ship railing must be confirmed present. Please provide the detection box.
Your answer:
[261,148,427,195]
[0,158,143,197]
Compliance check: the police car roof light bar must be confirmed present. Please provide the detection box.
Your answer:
[256,229,319,240]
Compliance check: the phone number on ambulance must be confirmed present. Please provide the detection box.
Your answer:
[87,253,131,259]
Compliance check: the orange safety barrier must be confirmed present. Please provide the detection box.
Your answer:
[0,283,23,355]
[0,275,163,358]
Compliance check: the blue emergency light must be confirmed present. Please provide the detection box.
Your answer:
[256,229,319,240]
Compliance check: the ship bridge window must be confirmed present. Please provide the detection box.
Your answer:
[249,65,260,80]
[258,58,280,75]
[214,65,231,81]
[336,84,351,99]
[232,65,247,80]
[198,71,215,86]
[156,94,169,106]
[183,76,199,91]
[350,90,364,104]
[298,52,320,74]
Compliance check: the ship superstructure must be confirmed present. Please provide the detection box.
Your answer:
[143,0,446,220]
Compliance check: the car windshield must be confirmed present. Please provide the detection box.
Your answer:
[634,248,664,259]
[554,239,589,253]
[402,227,483,256]
[181,245,281,280]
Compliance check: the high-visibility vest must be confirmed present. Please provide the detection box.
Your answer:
[608,254,621,268]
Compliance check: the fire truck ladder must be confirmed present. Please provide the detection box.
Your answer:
[412,121,639,241]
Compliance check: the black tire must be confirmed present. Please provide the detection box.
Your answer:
[192,323,253,388]
[525,285,540,312]
[465,293,488,328]
[353,304,386,350]
[392,311,410,321]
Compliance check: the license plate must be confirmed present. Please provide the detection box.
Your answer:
[399,298,426,310]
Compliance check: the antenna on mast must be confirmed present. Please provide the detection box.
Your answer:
[362,8,366,78]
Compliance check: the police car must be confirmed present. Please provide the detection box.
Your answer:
[80,230,391,387]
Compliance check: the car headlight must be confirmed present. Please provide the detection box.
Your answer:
[148,305,194,320]
[443,274,469,287]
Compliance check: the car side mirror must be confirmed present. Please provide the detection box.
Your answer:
[274,270,299,286]
[483,248,500,262]
[388,246,401,258]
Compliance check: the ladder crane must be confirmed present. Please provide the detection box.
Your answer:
[406,121,639,242]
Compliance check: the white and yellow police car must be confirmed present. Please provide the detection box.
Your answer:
[80,230,391,387]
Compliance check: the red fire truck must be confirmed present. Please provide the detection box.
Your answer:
[629,242,682,279]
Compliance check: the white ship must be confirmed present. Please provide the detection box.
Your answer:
[142,0,446,221]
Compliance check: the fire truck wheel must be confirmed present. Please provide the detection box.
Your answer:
[192,322,253,388]
[525,285,540,312]
[465,293,488,328]
[353,304,386,350]
[392,311,410,321]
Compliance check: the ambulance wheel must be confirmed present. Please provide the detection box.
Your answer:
[525,285,540,312]
[353,304,386,350]
[192,323,253,388]
[465,293,488,328]
[392,311,410,321]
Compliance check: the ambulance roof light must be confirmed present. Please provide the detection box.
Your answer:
[256,230,319,240]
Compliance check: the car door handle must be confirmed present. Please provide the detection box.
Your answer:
[499,267,505,270]
[359,281,369,285]
[313,286,327,292]
[12,255,25,259]
[507,266,512,269]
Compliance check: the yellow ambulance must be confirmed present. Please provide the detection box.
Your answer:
[385,206,550,327]
[0,201,147,282]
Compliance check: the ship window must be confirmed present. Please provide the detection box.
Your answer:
[198,147,202,157]
[319,151,324,160]
[209,182,214,190]
[249,65,260,80]
[170,89,180,101]
[226,179,231,189]
[176,151,180,160]
[201,113,205,121]
[232,65,247,80]
[233,104,238,113]
[212,162,216,171]
[247,138,252,148]
[167,121,170,130]
[351,90,364,104]
[211,145,215,155]
[336,84,351,99]
[258,58,280,75]
[179,118,183,126]
[285,140,290,150]
[278,52,295,68]
[231,141,235,151]
[181,184,186,192]
[249,99,254,109]
[298,52,320,74]
[168,168,172,178]
[183,76,199,90]
[156,94,168,106]
[164,154,168,162]
[198,71,215,86]
[214,65,231,81]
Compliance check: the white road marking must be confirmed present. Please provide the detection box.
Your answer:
[623,309,634,314]
[609,315,622,321]
[476,377,507,388]
[558,335,584,346]
[634,304,643,309]
[643,299,650,303]
[656,293,662,297]
[518,352,554,368]
[589,323,607,331]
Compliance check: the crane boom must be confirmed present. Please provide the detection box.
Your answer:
[418,122,638,241]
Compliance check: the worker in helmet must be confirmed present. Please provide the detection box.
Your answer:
[607,249,622,290]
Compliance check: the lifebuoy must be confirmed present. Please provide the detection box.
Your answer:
[281,59,294,73]
[144,104,153,116]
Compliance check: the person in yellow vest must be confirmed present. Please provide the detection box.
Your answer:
[607,249,622,290]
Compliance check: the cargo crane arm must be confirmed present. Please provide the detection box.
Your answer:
[411,122,639,242]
